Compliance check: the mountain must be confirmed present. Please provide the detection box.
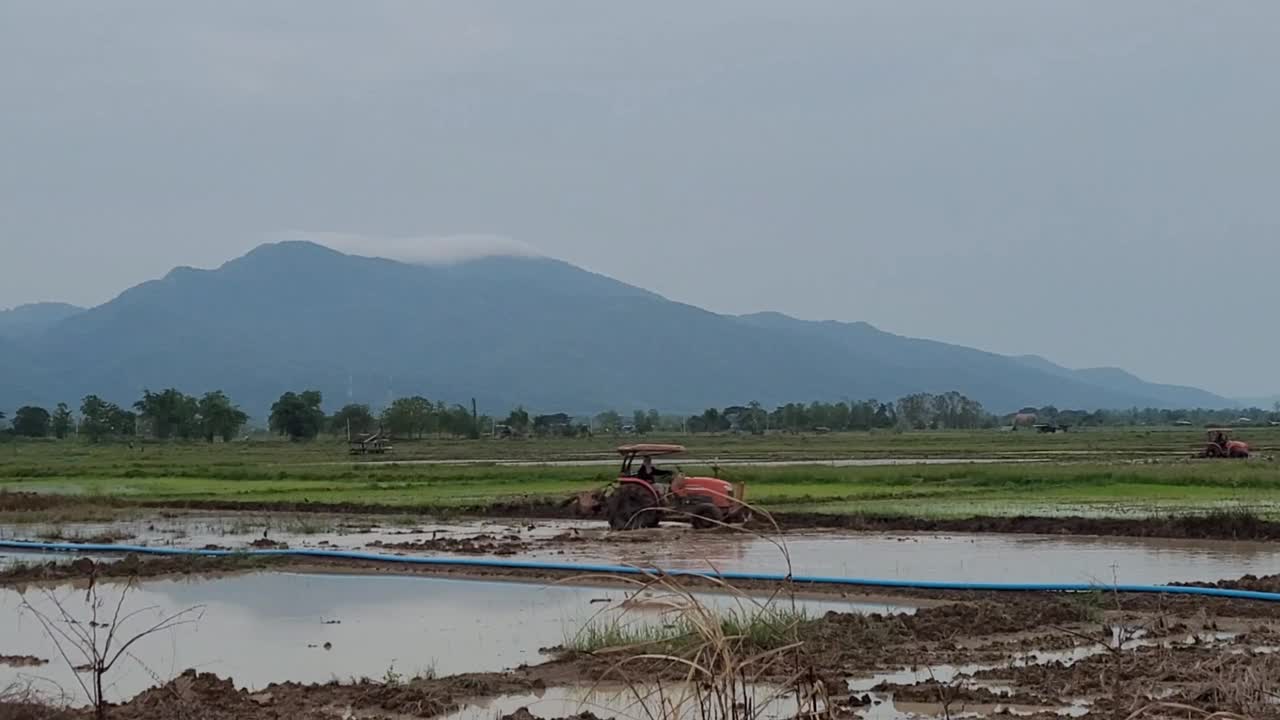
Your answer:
[738,315,1231,411]
[1236,394,1280,410]
[0,302,84,339]
[0,242,1235,417]
[1012,355,1230,410]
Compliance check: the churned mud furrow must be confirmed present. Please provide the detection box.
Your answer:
[6,490,1280,542]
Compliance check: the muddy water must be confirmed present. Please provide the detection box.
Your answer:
[0,514,596,552]
[0,572,907,703]
[7,512,1280,585]
[439,684,811,720]
[555,530,1280,586]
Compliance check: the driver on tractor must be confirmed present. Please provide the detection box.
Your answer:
[635,455,672,482]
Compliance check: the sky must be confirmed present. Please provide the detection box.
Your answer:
[1,2,1277,398]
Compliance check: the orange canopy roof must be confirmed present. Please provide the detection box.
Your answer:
[616,443,686,456]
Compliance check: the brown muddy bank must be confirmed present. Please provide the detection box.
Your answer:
[6,490,1280,542]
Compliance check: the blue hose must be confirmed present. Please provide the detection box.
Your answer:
[4,539,1279,603]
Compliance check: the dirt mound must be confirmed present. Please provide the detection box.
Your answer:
[766,511,1280,541]
[74,669,549,720]
[869,680,1045,706]
[368,533,530,555]
[502,710,609,720]
[0,491,82,512]
[0,655,47,668]
[0,554,286,585]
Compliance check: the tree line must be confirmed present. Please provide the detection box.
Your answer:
[1007,404,1280,428]
[5,388,1277,443]
[1,389,251,443]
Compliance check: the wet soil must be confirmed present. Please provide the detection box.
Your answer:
[368,533,532,555]
[9,490,1280,542]
[39,668,560,720]
[0,554,290,586]
[0,655,47,668]
[6,575,1280,718]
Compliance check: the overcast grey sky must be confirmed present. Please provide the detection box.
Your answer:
[2,2,1277,397]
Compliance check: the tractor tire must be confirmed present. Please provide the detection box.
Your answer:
[608,484,660,531]
[690,503,724,530]
[1204,444,1224,458]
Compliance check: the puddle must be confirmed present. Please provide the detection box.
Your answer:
[0,514,594,552]
[0,572,910,703]
[440,684,811,720]
[856,693,1090,719]
[8,515,1280,586]
[847,629,1235,715]
[550,531,1280,586]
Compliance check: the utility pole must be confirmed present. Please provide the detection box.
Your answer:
[471,397,479,439]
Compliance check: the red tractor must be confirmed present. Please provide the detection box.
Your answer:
[602,444,751,530]
[1200,429,1250,459]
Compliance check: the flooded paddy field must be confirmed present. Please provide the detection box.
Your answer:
[4,547,1279,720]
[3,512,1280,720]
[7,511,1280,586]
[1,571,905,701]
[5,454,1280,719]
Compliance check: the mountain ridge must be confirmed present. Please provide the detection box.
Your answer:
[0,301,85,339]
[0,242,1236,417]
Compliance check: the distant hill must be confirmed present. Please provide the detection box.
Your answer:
[0,302,84,339]
[1012,355,1230,410]
[1235,394,1280,410]
[0,242,1235,417]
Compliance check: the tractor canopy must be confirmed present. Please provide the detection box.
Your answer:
[616,444,686,476]
[616,444,686,457]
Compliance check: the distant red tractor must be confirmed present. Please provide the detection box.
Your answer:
[1200,429,1250,459]
[597,444,751,530]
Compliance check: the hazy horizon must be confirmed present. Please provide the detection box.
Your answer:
[3,2,1277,397]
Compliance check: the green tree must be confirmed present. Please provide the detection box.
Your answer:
[382,396,434,439]
[51,403,74,439]
[79,395,134,442]
[331,404,376,437]
[134,388,200,440]
[896,393,935,430]
[108,406,137,437]
[12,406,51,437]
[594,410,622,434]
[745,401,766,434]
[198,391,249,442]
[440,404,476,437]
[269,390,325,441]
[79,395,113,442]
[504,406,531,436]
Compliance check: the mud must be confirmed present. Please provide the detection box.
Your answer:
[49,668,551,720]
[10,490,1280,542]
[766,509,1280,541]
[6,579,1280,719]
[369,533,532,555]
[0,554,289,585]
[0,655,47,668]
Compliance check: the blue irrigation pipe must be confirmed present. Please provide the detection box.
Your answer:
[3,539,1278,603]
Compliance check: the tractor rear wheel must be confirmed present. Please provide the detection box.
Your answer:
[690,503,724,530]
[608,484,660,531]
